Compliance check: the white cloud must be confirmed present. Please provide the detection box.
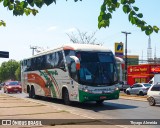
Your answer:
[47,26,57,31]
[65,27,77,33]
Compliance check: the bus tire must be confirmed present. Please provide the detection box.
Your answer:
[27,86,32,98]
[29,88,32,98]
[63,89,71,105]
[96,100,104,105]
[31,86,36,99]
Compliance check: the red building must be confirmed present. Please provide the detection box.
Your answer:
[127,64,160,86]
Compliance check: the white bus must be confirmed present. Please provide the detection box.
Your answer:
[21,44,120,105]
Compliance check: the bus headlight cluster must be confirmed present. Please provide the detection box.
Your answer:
[82,88,93,93]
[114,87,119,91]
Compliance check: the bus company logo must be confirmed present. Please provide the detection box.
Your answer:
[2,120,11,125]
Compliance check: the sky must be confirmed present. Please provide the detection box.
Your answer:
[0,0,160,64]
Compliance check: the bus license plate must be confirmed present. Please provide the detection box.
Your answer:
[100,96,106,99]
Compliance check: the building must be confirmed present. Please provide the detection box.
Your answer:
[126,55,139,66]
[127,64,160,86]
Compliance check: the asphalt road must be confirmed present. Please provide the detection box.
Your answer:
[2,90,160,120]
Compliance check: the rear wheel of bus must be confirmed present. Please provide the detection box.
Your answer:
[63,88,71,105]
[29,86,36,99]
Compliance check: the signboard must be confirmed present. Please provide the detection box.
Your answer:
[0,51,9,58]
[115,42,124,58]
[128,66,148,74]
[151,66,160,73]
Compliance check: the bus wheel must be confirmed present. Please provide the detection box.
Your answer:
[63,89,71,105]
[29,88,32,98]
[31,86,36,99]
[96,100,104,105]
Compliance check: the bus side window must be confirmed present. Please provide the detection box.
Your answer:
[36,56,46,70]
[57,51,65,71]
[26,59,31,71]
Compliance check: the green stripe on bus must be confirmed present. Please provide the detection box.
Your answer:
[79,90,120,102]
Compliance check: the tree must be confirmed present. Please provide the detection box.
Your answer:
[0,59,20,82]
[0,0,159,35]
[67,29,102,45]
[15,66,21,81]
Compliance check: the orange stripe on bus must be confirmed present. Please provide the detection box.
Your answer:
[45,70,60,96]
[27,73,51,96]
[63,46,74,50]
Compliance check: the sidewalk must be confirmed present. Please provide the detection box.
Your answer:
[120,93,147,102]
[0,94,120,128]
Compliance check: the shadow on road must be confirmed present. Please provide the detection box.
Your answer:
[29,96,138,112]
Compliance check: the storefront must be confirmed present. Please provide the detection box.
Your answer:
[127,64,160,86]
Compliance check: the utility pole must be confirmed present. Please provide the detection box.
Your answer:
[121,31,131,84]
[30,46,37,56]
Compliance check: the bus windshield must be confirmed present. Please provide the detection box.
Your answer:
[76,51,118,86]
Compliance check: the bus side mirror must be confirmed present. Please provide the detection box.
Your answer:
[69,56,80,70]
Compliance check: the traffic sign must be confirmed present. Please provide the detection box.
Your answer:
[115,42,124,58]
[0,51,9,58]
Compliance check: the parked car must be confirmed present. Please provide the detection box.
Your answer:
[118,81,130,92]
[3,81,22,93]
[126,83,151,96]
[147,83,160,106]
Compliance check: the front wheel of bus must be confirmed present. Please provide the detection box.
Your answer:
[96,100,104,105]
[63,89,71,105]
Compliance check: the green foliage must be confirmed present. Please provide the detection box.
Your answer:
[98,0,159,35]
[0,0,159,35]
[0,20,6,26]
[0,60,20,82]
[15,66,21,81]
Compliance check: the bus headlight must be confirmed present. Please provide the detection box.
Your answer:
[114,87,119,91]
[82,88,93,93]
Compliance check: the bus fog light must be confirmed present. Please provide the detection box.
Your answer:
[84,96,89,100]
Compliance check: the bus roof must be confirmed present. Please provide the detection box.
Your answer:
[23,43,112,60]
[63,43,111,52]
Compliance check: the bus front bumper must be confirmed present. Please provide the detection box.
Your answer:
[79,90,120,102]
